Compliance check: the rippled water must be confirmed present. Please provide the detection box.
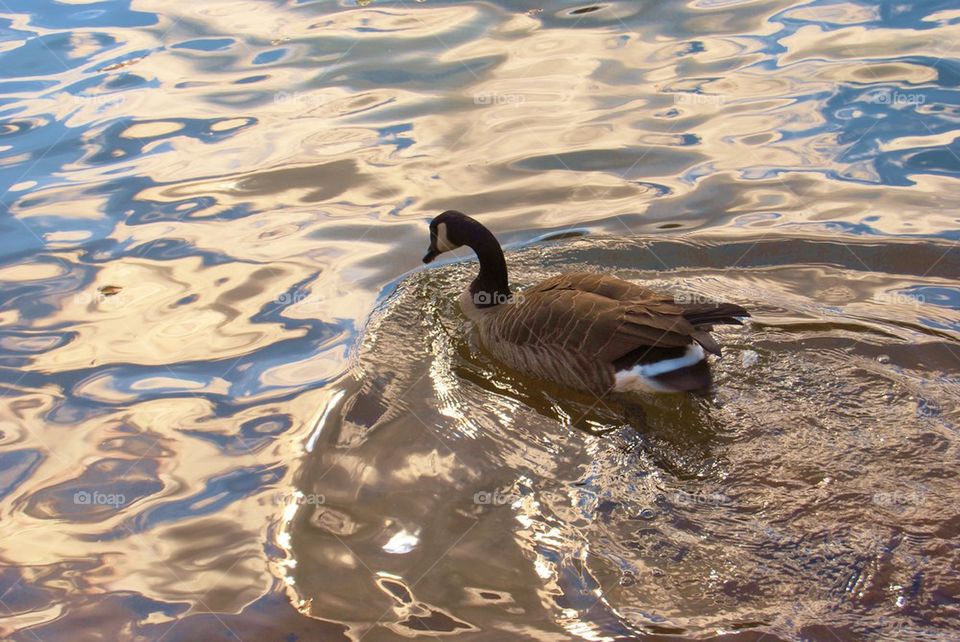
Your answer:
[1,1,959,640]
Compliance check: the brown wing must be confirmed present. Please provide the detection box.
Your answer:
[529,272,749,354]
[487,272,700,365]
[527,272,674,305]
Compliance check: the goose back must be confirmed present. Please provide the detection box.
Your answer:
[461,272,745,395]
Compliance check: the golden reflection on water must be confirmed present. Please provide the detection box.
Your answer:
[0,0,959,640]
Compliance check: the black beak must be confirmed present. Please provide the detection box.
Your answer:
[423,248,439,264]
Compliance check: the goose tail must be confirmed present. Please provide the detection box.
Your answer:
[612,344,712,394]
[681,302,750,328]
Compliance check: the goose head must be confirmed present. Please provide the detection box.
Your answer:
[422,210,512,310]
[422,210,473,263]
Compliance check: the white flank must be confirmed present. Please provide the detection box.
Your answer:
[435,222,457,251]
[613,344,705,392]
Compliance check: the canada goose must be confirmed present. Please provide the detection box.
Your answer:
[422,211,749,396]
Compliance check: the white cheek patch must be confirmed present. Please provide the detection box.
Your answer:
[436,222,457,251]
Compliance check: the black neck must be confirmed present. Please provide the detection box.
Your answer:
[465,223,512,308]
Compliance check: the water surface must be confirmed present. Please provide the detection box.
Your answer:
[0,1,958,640]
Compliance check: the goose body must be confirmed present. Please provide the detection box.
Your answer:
[423,211,749,396]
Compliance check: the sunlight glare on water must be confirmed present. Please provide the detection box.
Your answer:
[0,1,958,641]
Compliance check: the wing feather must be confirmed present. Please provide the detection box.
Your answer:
[488,273,696,364]
[474,272,747,393]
